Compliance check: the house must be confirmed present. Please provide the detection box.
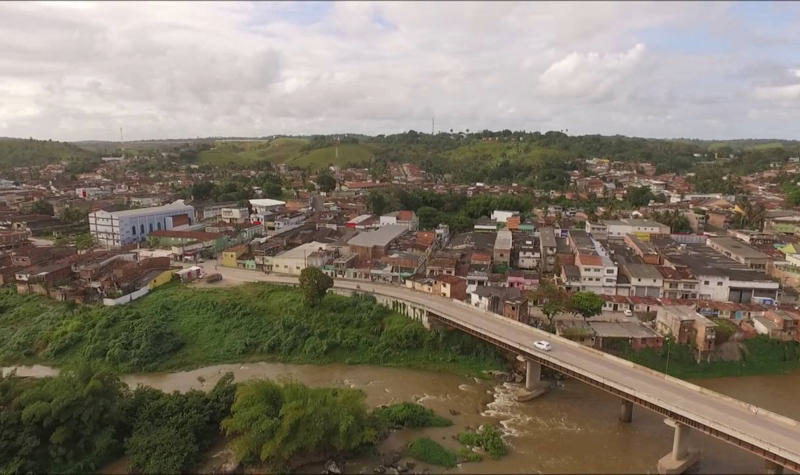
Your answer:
[756,309,800,341]
[220,207,249,224]
[433,274,467,301]
[220,244,248,268]
[380,210,418,231]
[493,229,512,266]
[470,286,529,323]
[490,210,519,224]
[507,270,537,291]
[601,219,670,239]
[656,305,717,360]
[622,263,663,298]
[588,321,663,351]
[473,216,497,232]
[175,266,203,283]
[347,225,407,262]
[514,234,539,270]
[262,241,331,276]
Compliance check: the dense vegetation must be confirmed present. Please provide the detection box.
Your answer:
[620,336,800,379]
[0,366,235,474]
[0,284,504,376]
[368,188,534,233]
[1,366,460,474]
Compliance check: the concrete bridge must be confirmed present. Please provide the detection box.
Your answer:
[205,268,800,474]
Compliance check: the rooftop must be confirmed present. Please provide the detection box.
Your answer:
[93,199,192,218]
[347,224,407,248]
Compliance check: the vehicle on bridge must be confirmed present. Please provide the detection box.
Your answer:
[533,340,552,352]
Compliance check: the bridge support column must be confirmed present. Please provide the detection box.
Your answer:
[657,419,700,474]
[764,460,784,475]
[525,359,541,391]
[619,399,633,423]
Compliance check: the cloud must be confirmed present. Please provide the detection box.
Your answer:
[538,44,647,100]
[0,2,798,140]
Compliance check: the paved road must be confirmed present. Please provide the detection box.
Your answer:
[200,265,800,468]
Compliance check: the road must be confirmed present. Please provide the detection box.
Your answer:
[199,264,800,469]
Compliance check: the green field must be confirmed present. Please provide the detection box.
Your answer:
[196,138,376,169]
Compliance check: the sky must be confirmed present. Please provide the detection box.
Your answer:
[1,1,799,142]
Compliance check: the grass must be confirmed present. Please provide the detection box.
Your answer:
[0,283,505,377]
[407,437,457,468]
[196,138,309,166]
[195,139,376,170]
[289,143,376,169]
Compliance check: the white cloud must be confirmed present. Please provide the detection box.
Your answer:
[0,1,797,140]
[538,44,647,100]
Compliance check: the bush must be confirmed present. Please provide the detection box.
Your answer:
[373,402,452,428]
[457,425,507,459]
[407,437,457,468]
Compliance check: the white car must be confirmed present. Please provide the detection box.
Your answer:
[623,309,633,317]
[533,340,552,352]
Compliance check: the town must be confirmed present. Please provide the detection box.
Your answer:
[2,133,800,368]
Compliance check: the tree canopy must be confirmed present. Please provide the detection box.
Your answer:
[298,267,333,307]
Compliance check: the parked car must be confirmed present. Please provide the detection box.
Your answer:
[623,309,633,317]
[533,340,552,352]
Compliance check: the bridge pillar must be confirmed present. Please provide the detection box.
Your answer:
[619,399,633,423]
[764,460,784,475]
[657,419,700,474]
[525,359,541,391]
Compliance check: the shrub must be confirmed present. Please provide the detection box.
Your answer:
[373,402,452,428]
[407,437,457,468]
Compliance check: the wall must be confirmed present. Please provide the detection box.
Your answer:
[103,286,149,306]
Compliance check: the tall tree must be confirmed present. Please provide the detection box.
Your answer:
[569,292,604,319]
[298,267,333,307]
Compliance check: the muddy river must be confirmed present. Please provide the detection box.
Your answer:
[4,363,798,473]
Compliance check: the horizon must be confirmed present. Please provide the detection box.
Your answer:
[1,2,799,141]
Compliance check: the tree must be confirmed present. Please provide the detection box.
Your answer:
[298,267,333,306]
[221,379,376,469]
[75,233,94,251]
[627,186,655,207]
[190,182,216,201]
[316,171,336,193]
[529,280,568,328]
[569,291,604,319]
[367,191,389,216]
[31,199,54,216]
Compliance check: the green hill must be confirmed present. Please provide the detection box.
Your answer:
[0,138,97,169]
[195,138,376,169]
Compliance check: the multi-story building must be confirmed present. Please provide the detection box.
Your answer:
[539,227,557,273]
[656,305,717,361]
[89,200,195,248]
[601,219,670,239]
[493,229,512,266]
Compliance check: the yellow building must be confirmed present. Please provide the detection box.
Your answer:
[221,244,247,268]
[148,269,174,290]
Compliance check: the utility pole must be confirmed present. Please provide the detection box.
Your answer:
[431,117,435,135]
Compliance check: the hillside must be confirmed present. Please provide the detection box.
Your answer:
[195,138,376,169]
[0,138,98,169]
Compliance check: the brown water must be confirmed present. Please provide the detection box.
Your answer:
[4,362,798,474]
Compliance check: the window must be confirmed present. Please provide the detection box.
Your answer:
[157,222,162,230]
[717,281,723,286]
[149,223,153,232]
[140,224,145,234]
[132,226,136,235]
[704,280,710,285]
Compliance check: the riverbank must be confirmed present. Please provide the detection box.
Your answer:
[0,284,505,377]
